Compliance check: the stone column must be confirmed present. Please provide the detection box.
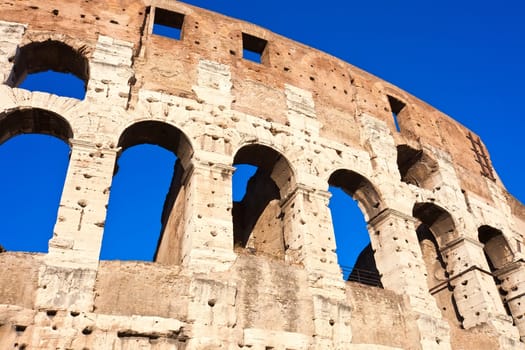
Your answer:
[0,20,25,85]
[280,183,353,347]
[368,209,451,349]
[497,260,525,341]
[368,209,441,315]
[280,184,342,282]
[37,139,117,311]
[182,156,237,273]
[442,237,517,337]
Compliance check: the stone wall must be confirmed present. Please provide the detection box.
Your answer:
[0,1,524,349]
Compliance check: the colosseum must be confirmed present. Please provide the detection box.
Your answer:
[0,1,524,349]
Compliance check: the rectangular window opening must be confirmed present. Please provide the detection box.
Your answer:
[387,95,406,132]
[153,8,185,40]
[242,33,267,64]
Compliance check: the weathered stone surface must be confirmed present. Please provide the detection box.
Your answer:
[0,0,524,349]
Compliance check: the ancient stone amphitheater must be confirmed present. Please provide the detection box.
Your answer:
[1,1,524,349]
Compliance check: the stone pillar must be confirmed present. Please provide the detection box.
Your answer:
[498,260,525,341]
[368,209,451,349]
[442,237,517,337]
[278,183,354,348]
[280,184,342,282]
[369,209,441,315]
[182,156,237,273]
[37,139,117,312]
[86,35,134,108]
[47,139,116,266]
[0,20,25,85]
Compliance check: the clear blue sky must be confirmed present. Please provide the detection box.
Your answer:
[181,0,525,203]
[1,1,523,274]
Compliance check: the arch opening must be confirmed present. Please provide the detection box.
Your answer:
[9,40,89,99]
[396,145,439,189]
[232,144,293,260]
[413,202,463,326]
[328,169,383,287]
[101,121,192,264]
[478,225,514,270]
[478,225,514,317]
[0,109,72,253]
[413,202,458,247]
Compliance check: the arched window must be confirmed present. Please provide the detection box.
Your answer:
[478,226,514,270]
[9,41,89,99]
[0,109,72,253]
[478,225,514,316]
[413,202,463,326]
[101,121,192,263]
[413,202,458,247]
[328,169,383,287]
[232,144,293,260]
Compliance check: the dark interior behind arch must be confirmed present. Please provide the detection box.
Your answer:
[478,225,514,270]
[232,144,293,259]
[413,202,457,247]
[397,145,439,189]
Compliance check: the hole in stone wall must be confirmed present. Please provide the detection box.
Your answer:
[396,145,439,189]
[46,310,57,316]
[14,325,26,332]
[153,8,185,40]
[387,95,405,132]
[242,33,267,64]
[0,109,71,254]
[10,41,88,99]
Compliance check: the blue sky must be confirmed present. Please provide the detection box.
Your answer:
[1,1,523,274]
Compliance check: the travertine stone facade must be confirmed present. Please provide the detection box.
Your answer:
[0,1,524,349]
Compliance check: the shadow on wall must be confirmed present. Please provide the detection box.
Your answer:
[232,144,292,260]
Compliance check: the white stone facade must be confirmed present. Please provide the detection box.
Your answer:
[0,2,524,349]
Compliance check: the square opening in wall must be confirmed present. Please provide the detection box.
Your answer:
[242,33,267,64]
[153,8,185,40]
[387,95,406,132]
